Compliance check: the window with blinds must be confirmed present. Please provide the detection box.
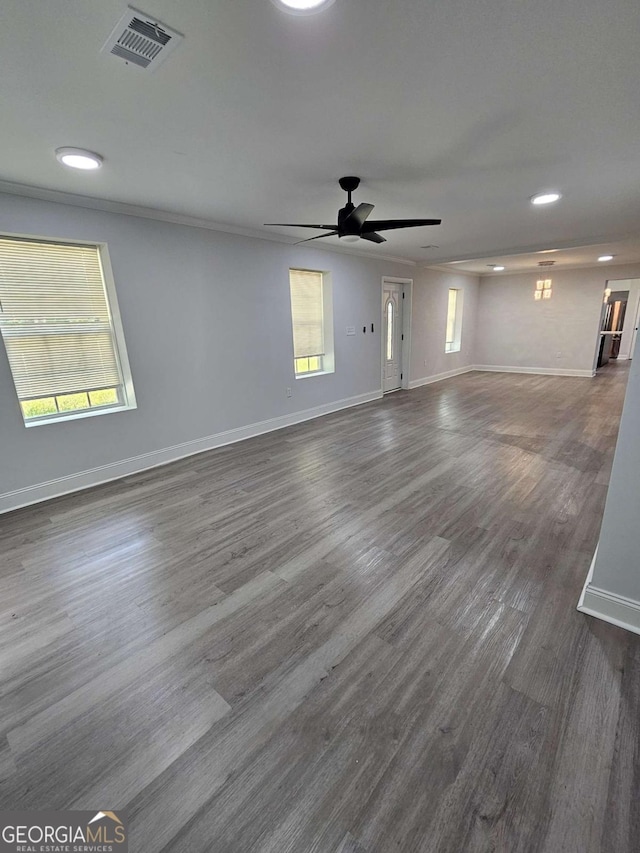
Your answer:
[289,268,326,376]
[0,236,136,425]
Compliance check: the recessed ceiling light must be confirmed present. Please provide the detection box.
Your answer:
[489,265,505,271]
[537,248,559,253]
[270,0,336,14]
[530,192,561,206]
[55,147,103,170]
[598,254,614,262]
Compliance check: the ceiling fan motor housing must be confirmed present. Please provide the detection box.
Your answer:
[338,203,359,236]
[337,177,361,236]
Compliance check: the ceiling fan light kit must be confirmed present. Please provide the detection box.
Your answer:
[265,176,441,244]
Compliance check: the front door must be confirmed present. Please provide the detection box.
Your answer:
[383,282,403,393]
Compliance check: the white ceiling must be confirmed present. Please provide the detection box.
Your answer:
[440,238,640,275]
[1,0,639,265]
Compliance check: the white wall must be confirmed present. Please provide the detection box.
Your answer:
[475,264,640,375]
[0,192,426,509]
[579,336,640,630]
[409,269,479,386]
[0,192,484,512]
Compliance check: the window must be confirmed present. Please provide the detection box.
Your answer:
[445,287,463,353]
[289,268,334,377]
[0,236,136,426]
[385,299,394,361]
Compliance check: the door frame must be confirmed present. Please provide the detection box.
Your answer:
[593,278,640,370]
[630,295,640,359]
[381,277,413,392]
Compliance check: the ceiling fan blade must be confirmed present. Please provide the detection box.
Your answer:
[295,231,339,244]
[361,232,386,244]
[264,223,337,230]
[362,219,441,232]
[342,203,375,229]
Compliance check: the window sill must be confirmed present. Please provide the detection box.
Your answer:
[24,403,136,428]
[445,347,462,354]
[295,369,334,380]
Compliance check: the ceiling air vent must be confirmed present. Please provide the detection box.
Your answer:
[101,7,183,71]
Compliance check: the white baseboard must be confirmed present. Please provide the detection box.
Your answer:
[577,547,640,636]
[577,546,597,609]
[408,365,475,389]
[0,389,382,515]
[0,362,602,515]
[408,363,593,390]
[474,364,595,378]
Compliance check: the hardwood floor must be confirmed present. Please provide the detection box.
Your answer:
[1,363,638,852]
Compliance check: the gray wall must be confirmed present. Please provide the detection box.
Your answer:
[0,192,477,504]
[591,339,640,600]
[475,264,640,373]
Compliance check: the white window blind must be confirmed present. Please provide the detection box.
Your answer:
[289,269,325,359]
[0,237,123,402]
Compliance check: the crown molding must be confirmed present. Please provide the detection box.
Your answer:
[0,179,415,267]
[0,179,272,239]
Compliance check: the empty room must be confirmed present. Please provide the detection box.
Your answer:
[1,1,640,851]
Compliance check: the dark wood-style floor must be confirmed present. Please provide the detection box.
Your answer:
[1,364,639,852]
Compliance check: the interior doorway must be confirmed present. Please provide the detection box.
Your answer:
[597,290,628,368]
[382,277,412,393]
[595,278,640,370]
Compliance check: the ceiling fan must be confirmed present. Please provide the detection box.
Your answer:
[265,176,441,244]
